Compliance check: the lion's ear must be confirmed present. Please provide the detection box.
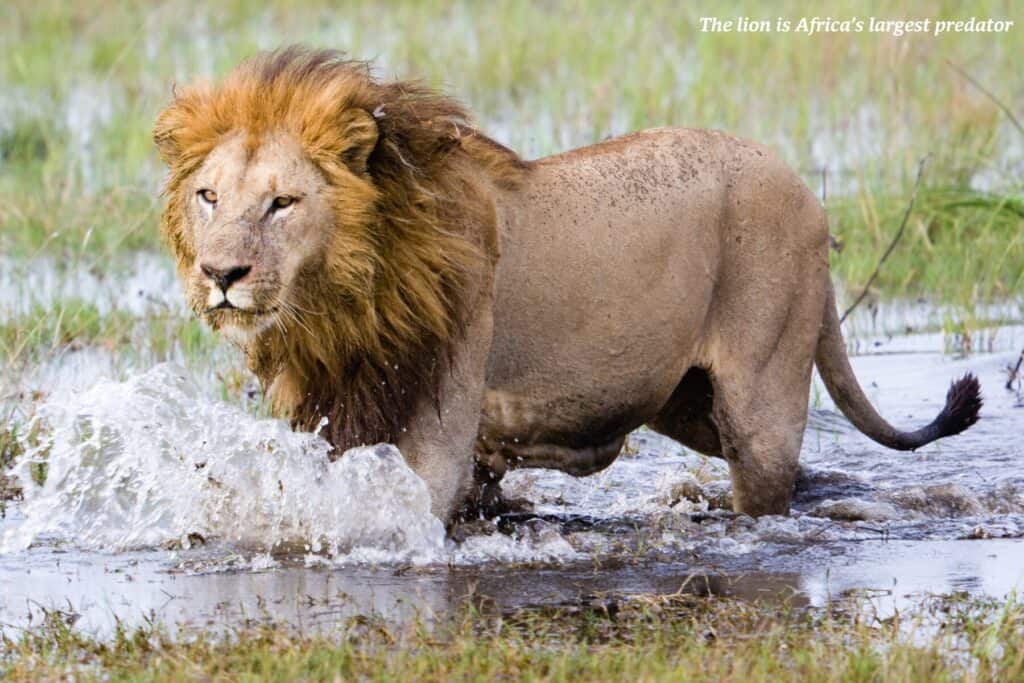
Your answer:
[338,109,379,175]
[153,86,210,168]
[153,104,183,167]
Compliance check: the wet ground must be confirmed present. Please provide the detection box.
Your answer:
[1,261,1022,637]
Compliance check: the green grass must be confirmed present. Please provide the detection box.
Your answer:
[0,0,1021,305]
[829,186,1024,304]
[1,7,1019,676]
[1,593,1021,682]
[0,415,26,513]
[0,299,217,366]
[0,300,133,356]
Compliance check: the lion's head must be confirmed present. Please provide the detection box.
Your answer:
[160,128,343,344]
[154,47,520,449]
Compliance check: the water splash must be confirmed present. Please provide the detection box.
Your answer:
[1,364,446,563]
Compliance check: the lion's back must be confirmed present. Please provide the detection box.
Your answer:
[485,126,828,432]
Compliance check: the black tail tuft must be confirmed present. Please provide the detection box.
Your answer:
[934,373,982,438]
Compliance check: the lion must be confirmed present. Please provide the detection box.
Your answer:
[154,48,982,525]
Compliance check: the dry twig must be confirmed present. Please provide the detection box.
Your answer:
[840,156,929,324]
[1007,349,1024,391]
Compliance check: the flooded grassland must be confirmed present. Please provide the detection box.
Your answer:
[1,1,1023,679]
[0,258,1022,640]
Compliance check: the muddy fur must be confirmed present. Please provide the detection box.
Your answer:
[155,48,518,450]
[155,48,984,522]
[933,374,983,439]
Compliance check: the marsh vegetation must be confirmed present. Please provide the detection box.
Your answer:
[1,1,1022,679]
[4,594,1024,682]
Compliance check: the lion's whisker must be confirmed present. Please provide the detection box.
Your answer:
[277,300,317,340]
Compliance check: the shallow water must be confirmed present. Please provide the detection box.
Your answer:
[0,253,180,319]
[1,321,1022,637]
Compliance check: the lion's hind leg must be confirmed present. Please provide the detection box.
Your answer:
[652,282,824,517]
[706,284,824,517]
[710,373,810,516]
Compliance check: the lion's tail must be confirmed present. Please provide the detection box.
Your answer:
[814,281,982,450]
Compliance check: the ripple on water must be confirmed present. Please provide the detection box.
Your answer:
[1,341,1023,636]
[0,341,1022,607]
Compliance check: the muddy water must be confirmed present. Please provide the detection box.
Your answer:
[1,316,1022,637]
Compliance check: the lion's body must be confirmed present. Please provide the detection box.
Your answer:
[156,49,981,526]
[475,128,830,514]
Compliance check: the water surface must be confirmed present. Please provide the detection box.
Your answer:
[1,318,1022,637]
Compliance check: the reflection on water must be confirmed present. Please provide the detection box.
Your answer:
[3,537,1021,637]
[1,322,1022,636]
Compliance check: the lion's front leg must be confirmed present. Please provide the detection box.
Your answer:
[396,302,493,525]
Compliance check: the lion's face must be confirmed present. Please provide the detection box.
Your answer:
[182,132,335,343]
[156,48,488,429]
[155,48,501,467]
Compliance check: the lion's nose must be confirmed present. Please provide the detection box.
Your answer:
[201,263,252,293]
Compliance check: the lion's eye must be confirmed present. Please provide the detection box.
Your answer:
[198,189,218,204]
[271,195,295,210]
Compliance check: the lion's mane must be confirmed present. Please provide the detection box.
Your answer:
[154,47,526,450]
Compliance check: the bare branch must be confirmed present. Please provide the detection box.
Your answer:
[1007,349,1024,391]
[840,156,928,324]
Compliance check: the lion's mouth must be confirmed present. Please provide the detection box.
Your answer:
[203,300,238,315]
[203,304,279,325]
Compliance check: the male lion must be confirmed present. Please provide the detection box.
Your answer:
[154,48,981,524]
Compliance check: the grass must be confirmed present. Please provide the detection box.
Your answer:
[0,0,1021,303]
[0,300,218,363]
[0,1,1019,380]
[830,186,1024,306]
[0,4,1021,675]
[1,593,1022,681]
[0,414,26,514]
[0,300,135,356]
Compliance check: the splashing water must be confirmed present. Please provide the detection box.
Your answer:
[2,343,1024,635]
[3,339,1023,579]
[1,364,447,563]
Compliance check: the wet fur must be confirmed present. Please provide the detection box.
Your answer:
[155,48,983,522]
[155,48,519,450]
